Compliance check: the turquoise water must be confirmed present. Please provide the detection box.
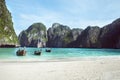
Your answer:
[0,48,120,60]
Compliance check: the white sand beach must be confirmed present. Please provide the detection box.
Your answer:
[0,57,120,80]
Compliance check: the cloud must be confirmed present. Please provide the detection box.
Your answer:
[14,12,62,35]
[6,0,120,35]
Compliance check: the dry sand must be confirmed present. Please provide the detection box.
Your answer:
[0,57,120,80]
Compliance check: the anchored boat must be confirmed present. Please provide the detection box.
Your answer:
[16,47,26,56]
[34,50,41,55]
[45,48,51,52]
[34,39,42,55]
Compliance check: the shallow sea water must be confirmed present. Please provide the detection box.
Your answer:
[0,48,120,61]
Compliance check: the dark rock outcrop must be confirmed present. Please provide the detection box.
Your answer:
[71,28,83,41]
[19,18,120,48]
[99,18,120,48]
[66,28,83,47]
[47,23,82,47]
[68,18,120,48]
[71,26,101,48]
[47,23,71,47]
[0,0,18,47]
[19,23,47,47]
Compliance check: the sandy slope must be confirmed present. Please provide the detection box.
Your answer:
[0,58,120,80]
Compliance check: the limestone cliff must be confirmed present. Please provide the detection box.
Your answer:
[19,23,47,47]
[47,23,82,47]
[0,0,18,47]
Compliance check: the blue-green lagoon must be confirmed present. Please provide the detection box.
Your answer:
[0,48,120,61]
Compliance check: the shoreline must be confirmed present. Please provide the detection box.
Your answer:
[0,55,120,63]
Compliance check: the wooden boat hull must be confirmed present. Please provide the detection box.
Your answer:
[34,51,41,55]
[45,49,51,52]
[16,50,26,56]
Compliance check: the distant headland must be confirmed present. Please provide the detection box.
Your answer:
[18,18,120,49]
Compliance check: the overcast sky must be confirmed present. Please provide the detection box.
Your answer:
[6,0,120,35]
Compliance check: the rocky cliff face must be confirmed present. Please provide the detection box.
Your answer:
[71,28,83,41]
[19,23,47,47]
[19,23,82,48]
[74,26,101,48]
[0,0,18,47]
[18,18,120,48]
[99,18,120,48]
[47,23,71,47]
[66,28,83,47]
[47,23,82,47]
[68,18,120,48]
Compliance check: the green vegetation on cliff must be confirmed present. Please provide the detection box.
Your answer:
[19,23,47,47]
[63,31,73,44]
[0,0,18,46]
